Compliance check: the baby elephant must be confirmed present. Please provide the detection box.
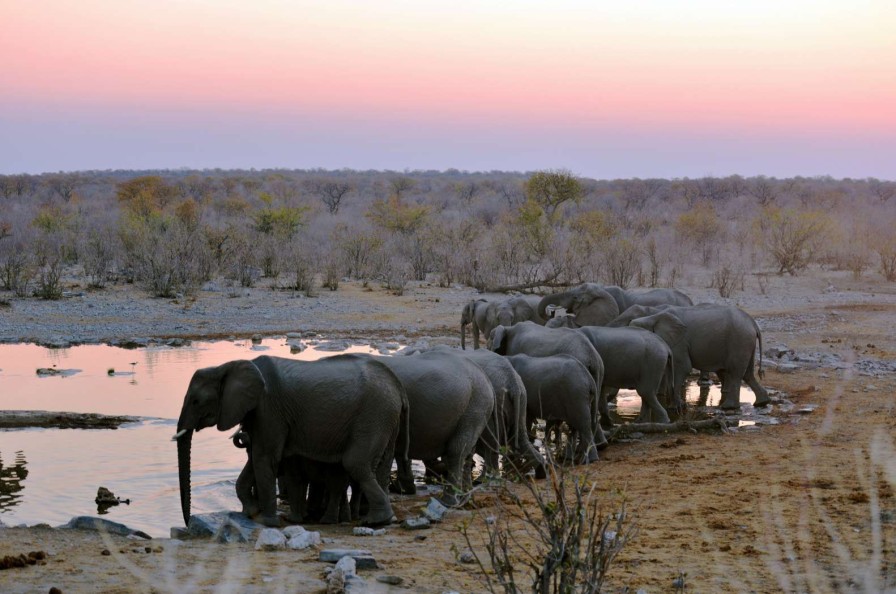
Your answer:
[505,354,601,464]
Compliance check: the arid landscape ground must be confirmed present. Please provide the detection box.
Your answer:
[1,269,896,593]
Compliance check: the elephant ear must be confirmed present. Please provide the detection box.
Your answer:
[488,325,507,353]
[217,360,266,431]
[573,292,619,326]
[631,311,686,349]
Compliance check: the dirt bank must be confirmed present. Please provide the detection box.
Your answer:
[2,270,896,593]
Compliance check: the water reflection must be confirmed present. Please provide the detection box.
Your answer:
[609,381,756,424]
[0,338,385,536]
[0,450,27,509]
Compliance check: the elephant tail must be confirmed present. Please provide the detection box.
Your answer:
[397,390,410,465]
[756,321,765,380]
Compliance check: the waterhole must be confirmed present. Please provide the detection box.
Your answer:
[608,380,757,425]
[0,338,383,536]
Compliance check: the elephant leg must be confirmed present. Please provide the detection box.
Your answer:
[235,458,260,518]
[718,369,743,410]
[342,445,394,527]
[697,371,713,386]
[252,451,282,527]
[570,421,598,464]
[320,477,348,524]
[598,390,614,431]
[282,468,306,524]
[592,417,608,450]
[744,357,770,407]
[636,386,671,424]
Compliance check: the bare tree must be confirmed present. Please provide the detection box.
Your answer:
[868,178,896,204]
[44,173,82,202]
[303,178,354,214]
[748,177,778,207]
[389,176,416,199]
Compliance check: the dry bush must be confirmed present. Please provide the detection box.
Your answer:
[460,458,636,594]
[754,206,832,275]
[0,243,33,296]
[711,263,745,298]
[605,237,641,288]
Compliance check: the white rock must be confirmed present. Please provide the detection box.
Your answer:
[282,525,307,539]
[287,530,322,550]
[334,555,357,578]
[255,528,287,550]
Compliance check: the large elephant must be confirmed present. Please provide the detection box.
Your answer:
[462,295,546,349]
[173,354,408,527]
[602,286,693,313]
[536,283,620,326]
[445,347,546,476]
[547,314,673,423]
[488,321,611,438]
[608,304,769,411]
[373,350,496,505]
[506,354,601,463]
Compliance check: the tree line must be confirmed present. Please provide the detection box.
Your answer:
[0,169,894,300]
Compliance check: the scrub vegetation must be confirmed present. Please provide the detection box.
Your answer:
[1,170,894,302]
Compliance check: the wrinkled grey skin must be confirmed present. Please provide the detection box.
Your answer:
[488,321,611,439]
[506,354,600,463]
[548,314,673,422]
[602,286,693,313]
[608,304,769,411]
[537,283,620,326]
[428,346,546,477]
[462,295,546,349]
[372,350,496,505]
[175,354,408,528]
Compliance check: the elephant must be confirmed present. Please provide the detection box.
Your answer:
[433,346,546,477]
[488,321,611,438]
[602,286,693,313]
[371,350,496,505]
[536,283,620,326]
[173,353,408,528]
[460,299,491,350]
[547,314,674,423]
[461,295,546,349]
[608,304,769,411]
[506,354,601,464]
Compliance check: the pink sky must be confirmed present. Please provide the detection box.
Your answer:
[2,1,894,177]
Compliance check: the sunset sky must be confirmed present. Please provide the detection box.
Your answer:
[2,1,894,178]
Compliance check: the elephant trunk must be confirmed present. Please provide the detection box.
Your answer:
[537,292,568,320]
[461,322,467,350]
[176,428,194,527]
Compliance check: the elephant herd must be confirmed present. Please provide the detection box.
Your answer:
[174,283,770,529]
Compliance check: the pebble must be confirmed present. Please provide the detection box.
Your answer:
[401,517,431,530]
[254,528,287,551]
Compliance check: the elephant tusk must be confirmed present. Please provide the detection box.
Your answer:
[172,429,189,441]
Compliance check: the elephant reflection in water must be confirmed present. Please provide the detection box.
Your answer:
[0,450,28,509]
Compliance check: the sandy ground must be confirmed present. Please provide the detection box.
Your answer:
[2,270,896,593]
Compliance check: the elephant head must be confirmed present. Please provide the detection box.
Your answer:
[629,311,688,351]
[545,313,578,328]
[173,360,265,526]
[606,304,655,327]
[536,283,620,326]
[487,325,508,354]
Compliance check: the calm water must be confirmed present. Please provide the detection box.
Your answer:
[610,382,756,423]
[0,338,379,537]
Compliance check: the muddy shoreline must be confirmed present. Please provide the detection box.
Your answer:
[3,272,896,592]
